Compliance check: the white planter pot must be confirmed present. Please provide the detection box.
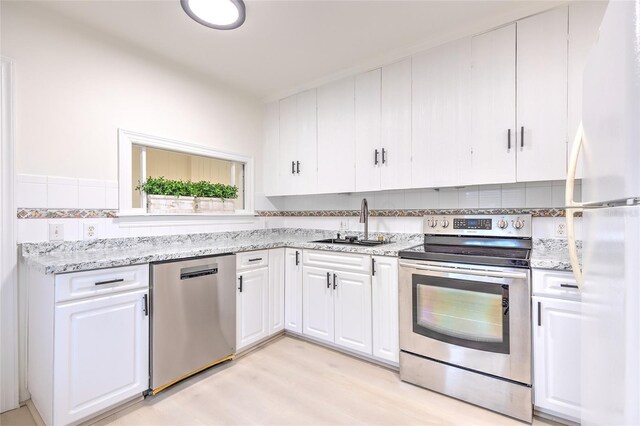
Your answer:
[195,197,236,214]
[147,195,195,214]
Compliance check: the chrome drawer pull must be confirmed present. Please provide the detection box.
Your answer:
[94,278,124,286]
[248,257,263,262]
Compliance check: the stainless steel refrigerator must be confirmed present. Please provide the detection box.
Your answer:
[566,1,640,424]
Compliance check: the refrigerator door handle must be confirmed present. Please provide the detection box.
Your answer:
[565,122,585,289]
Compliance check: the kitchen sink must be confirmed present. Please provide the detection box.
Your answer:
[311,238,390,247]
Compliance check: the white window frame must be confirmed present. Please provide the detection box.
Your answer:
[118,129,254,216]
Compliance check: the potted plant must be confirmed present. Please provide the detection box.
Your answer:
[136,177,196,214]
[192,181,239,213]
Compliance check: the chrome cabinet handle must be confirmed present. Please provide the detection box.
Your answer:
[381,148,387,164]
[142,294,149,316]
[507,129,511,150]
[333,273,337,290]
[371,258,376,276]
[295,251,300,266]
[248,257,262,262]
[326,272,331,289]
[374,149,379,165]
[296,161,300,174]
[238,276,243,292]
[291,161,295,174]
[95,278,124,286]
[520,126,524,148]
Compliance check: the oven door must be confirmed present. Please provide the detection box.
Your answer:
[399,259,531,385]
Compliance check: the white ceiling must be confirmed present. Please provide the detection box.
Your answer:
[34,0,566,100]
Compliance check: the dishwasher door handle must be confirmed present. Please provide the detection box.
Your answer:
[180,264,219,280]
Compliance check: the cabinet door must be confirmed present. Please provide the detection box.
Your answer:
[464,24,517,185]
[371,256,399,364]
[268,248,285,335]
[284,248,303,333]
[295,89,318,194]
[568,2,608,179]
[412,38,471,188]
[302,266,334,343]
[532,297,581,422]
[279,95,298,196]
[381,58,412,190]
[317,77,355,193]
[334,271,372,355]
[236,268,269,351]
[263,102,281,196]
[355,68,382,192]
[516,7,569,182]
[53,289,149,426]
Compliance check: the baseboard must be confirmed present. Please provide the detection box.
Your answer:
[534,407,580,426]
[25,400,45,426]
[285,331,399,372]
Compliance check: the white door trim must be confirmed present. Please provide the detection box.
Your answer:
[0,57,19,412]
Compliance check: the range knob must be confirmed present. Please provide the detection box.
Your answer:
[427,218,438,228]
[497,218,508,229]
[512,218,525,230]
[440,219,450,228]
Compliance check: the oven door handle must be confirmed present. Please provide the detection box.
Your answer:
[399,261,528,280]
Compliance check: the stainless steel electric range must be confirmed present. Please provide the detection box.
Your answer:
[398,214,532,422]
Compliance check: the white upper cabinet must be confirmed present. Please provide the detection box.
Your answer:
[263,102,280,196]
[516,7,569,182]
[278,89,318,195]
[355,68,382,192]
[463,24,517,186]
[412,38,471,188]
[568,1,608,179]
[381,58,412,190]
[317,77,356,193]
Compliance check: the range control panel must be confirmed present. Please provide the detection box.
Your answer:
[423,214,532,237]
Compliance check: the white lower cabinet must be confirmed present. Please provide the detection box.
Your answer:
[284,248,303,333]
[371,256,399,364]
[28,264,150,426]
[532,269,581,423]
[54,289,149,425]
[302,266,335,343]
[334,271,372,354]
[236,249,286,351]
[302,251,373,357]
[236,266,269,351]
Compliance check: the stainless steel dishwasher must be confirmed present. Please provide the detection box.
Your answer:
[150,254,236,394]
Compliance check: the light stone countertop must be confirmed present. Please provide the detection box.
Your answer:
[530,238,583,271]
[21,229,423,275]
[21,228,581,275]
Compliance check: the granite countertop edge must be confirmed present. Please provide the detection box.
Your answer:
[23,240,416,275]
[21,232,582,275]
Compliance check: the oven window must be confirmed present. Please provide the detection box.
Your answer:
[412,275,510,354]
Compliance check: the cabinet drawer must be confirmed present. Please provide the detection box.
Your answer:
[303,250,371,274]
[55,265,149,303]
[236,250,269,271]
[532,269,580,300]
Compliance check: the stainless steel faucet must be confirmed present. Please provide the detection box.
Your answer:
[359,198,369,241]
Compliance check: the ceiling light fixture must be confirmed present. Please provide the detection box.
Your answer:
[181,0,246,30]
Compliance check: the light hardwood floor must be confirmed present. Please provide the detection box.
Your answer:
[3,336,556,425]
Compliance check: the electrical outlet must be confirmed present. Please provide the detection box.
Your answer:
[83,223,98,240]
[555,219,567,238]
[48,223,64,241]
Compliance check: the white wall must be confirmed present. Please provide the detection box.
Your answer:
[0,1,263,188]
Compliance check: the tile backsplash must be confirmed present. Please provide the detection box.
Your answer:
[256,180,580,212]
[16,174,582,243]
